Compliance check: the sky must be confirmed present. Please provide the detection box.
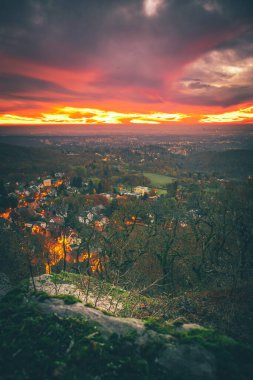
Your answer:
[0,0,253,127]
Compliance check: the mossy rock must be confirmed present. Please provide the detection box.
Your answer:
[1,285,252,380]
[34,291,81,305]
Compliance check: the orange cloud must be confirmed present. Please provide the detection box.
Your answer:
[1,105,253,126]
[0,106,189,125]
[0,114,44,124]
[200,105,253,123]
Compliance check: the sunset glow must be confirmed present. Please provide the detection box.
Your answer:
[1,106,253,125]
[0,107,190,125]
[200,106,253,123]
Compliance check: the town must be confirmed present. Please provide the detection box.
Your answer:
[0,134,252,289]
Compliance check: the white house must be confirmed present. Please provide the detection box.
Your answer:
[133,186,149,196]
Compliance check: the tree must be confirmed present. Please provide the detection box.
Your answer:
[71,176,83,188]
[166,181,178,197]
[87,180,95,194]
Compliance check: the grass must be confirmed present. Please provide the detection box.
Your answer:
[156,189,168,195]
[143,172,175,188]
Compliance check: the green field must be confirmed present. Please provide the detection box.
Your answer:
[156,189,167,195]
[143,172,175,188]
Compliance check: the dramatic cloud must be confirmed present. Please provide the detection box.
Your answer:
[173,40,253,106]
[0,106,189,125]
[200,105,253,123]
[0,0,253,125]
[143,0,166,17]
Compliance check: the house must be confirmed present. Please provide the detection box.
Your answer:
[48,188,57,197]
[78,216,85,224]
[100,193,113,200]
[49,216,64,225]
[29,185,39,192]
[40,221,47,229]
[24,222,33,228]
[43,179,52,187]
[86,212,94,224]
[133,186,150,196]
[92,205,105,215]
[55,172,64,178]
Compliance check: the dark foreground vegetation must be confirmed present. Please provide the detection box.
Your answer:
[1,284,252,380]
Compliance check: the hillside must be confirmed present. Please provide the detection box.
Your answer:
[184,150,253,177]
[0,275,252,380]
[0,143,66,180]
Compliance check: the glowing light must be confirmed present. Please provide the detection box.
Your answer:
[0,114,44,124]
[32,224,43,235]
[53,179,63,187]
[0,106,189,125]
[200,105,253,123]
[125,215,144,226]
[45,234,72,273]
[0,208,12,220]
[2,105,252,125]
[45,264,51,274]
[77,251,106,272]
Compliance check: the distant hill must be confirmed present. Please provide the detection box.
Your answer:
[184,149,253,177]
[0,143,65,180]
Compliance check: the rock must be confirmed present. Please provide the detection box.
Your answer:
[36,297,216,379]
[36,297,145,336]
[156,343,216,380]
[32,274,123,312]
[182,323,204,331]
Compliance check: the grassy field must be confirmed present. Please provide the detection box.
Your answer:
[156,189,167,195]
[143,172,175,188]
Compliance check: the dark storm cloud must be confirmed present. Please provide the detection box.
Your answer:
[0,73,108,104]
[0,73,75,94]
[1,0,252,69]
[0,0,253,109]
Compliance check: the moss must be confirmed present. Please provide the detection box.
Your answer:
[144,318,240,350]
[53,294,82,305]
[100,309,114,317]
[33,290,51,302]
[51,271,80,285]
[2,287,27,304]
[85,302,94,308]
[169,317,188,326]
[34,291,81,305]
[144,317,253,380]
[171,327,253,380]
[174,327,237,349]
[144,317,171,335]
